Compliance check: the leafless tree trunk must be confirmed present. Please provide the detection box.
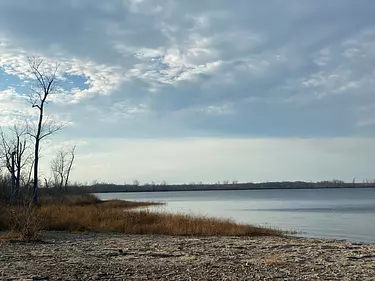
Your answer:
[64,146,75,189]
[50,145,76,192]
[0,130,14,199]
[27,57,64,204]
[23,157,35,189]
[0,125,31,201]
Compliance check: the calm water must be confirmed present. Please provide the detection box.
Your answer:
[95,188,375,243]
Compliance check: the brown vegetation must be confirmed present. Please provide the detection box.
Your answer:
[0,194,283,241]
[37,205,282,236]
[265,254,284,267]
[39,193,101,206]
[7,205,43,242]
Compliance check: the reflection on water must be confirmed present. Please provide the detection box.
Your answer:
[95,188,375,243]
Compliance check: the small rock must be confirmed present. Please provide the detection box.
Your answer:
[32,277,49,281]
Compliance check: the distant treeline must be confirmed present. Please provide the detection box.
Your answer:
[79,180,375,193]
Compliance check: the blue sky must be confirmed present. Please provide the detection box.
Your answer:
[1,0,375,184]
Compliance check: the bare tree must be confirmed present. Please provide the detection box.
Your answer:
[0,125,32,201]
[27,57,64,204]
[50,145,76,191]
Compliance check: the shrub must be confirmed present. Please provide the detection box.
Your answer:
[8,204,43,242]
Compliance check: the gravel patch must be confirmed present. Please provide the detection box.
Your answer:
[1,232,375,280]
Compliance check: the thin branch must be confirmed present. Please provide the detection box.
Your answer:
[39,123,65,140]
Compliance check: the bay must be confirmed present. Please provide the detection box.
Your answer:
[95,188,375,243]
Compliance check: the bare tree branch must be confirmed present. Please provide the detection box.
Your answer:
[50,145,76,191]
[0,125,32,201]
[64,145,75,188]
[26,56,65,204]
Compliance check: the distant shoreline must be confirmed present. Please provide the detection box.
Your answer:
[83,184,375,194]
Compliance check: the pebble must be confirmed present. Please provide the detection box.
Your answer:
[0,232,375,280]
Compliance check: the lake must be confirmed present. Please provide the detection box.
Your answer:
[95,188,375,243]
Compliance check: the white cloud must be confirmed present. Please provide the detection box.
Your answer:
[0,88,35,126]
[1,1,375,182]
[342,28,375,59]
[314,48,331,66]
[200,103,234,116]
[0,87,73,129]
[62,58,127,101]
[122,0,163,15]
[0,39,128,103]
[114,33,222,88]
[107,101,149,121]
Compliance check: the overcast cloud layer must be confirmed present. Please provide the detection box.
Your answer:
[1,0,375,184]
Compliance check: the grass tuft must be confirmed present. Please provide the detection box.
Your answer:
[265,254,284,267]
[6,205,43,242]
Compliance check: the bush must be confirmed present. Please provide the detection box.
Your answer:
[8,204,43,242]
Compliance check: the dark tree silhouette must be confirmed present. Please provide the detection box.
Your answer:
[27,57,64,204]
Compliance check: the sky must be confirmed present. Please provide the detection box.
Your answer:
[1,0,375,184]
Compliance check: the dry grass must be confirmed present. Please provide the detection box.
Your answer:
[35,204,282,236]
[39,194,101,206]
[39,194,162,209]
[8,206,43,242]
[98,199,164,209]
[0,203,43,242]
[265,254,284,267]
[0,194,283,238]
